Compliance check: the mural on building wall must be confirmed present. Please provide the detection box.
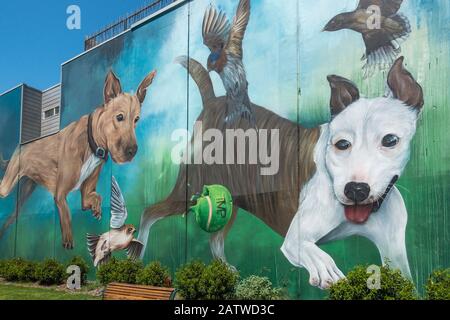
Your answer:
[0,69,156,249]
[134,0,424,290]
[0,86,22,259]
[0,0,449,299]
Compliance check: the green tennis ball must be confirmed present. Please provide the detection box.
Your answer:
[190,185,233,233]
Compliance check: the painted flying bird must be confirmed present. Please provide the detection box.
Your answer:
[87,177,143,267]
[202,0,255,126]
[324,0,411,78]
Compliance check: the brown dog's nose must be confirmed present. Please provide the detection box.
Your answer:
[126,145,138,158]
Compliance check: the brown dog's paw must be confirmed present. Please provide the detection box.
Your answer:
[62,236,74,250]
[92,194,102,220]
[63,241,74,250]
[92,209,102,220]
[83,193,102,220]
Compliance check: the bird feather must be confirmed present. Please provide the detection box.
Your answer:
[225,0,251,59]
[357,0,403,17]
[202,6,231,52]
[96,252,111,267]
[110,176,128,229]
[126,239,144,260]
[86,233,100,260]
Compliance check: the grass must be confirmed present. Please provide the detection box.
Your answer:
[0,283,101,300]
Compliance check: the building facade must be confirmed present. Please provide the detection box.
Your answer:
[0,0,449,299]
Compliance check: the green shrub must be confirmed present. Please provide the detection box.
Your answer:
[235,276,286,300]
[0,260,8,278]
[2,258,22,281]
[0,259,12,279]
[426,268,450,300]
[175,260,206,300]
[66,256,90,285]
[97,257,143,285]
[1,258,38,282]
[16,260,39,282]
[136,261,172,287]
[35,259,66,286]
[328,264,417,300]
[175,260,239,300]
[200,260,239,300]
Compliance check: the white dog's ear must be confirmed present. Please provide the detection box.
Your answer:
[137,70,157,104]
[327,75,360,116]
[387,56,424,112]
[104,70,123,104]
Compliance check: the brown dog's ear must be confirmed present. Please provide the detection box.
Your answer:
[387,56,424,111]
[136,70,157,104]
[104,70,122,104]
[327,75,360,116]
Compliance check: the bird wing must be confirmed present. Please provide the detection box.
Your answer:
[96,252,111,268]
[361,30,402,78]
[86,233,100,261]
[357,0,403,16]
[362,11,410,54]
[202,5,231,52]
[126,239,144,260]
[362,30,394,53]
[110,176,128,229]
[225,0,251,59]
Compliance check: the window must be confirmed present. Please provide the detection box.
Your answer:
[43,106,60,119]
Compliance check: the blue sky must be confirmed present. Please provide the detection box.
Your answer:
[0,0,154,93]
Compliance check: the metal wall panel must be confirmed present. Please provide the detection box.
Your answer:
[41,85,61,137]
[21,85,42,143]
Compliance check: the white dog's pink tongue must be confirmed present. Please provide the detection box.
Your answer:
[345,204,373,224]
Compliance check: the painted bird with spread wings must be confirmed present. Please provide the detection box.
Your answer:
[202,0,255,126]
[87,177,143,267]
[324,0,411,78]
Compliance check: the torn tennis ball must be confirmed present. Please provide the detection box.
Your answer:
[189,185,233,233]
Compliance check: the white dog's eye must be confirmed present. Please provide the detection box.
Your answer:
[335,139,351,151]
[382,134,400,148]
[116,114,124,122]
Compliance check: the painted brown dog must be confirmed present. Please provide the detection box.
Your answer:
[132,57,319,260]
[0,70,156,249]
[133,56,420,269]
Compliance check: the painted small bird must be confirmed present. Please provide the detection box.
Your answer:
[324,0,411,78]
[87,177,143,267]
[202,0,255,126]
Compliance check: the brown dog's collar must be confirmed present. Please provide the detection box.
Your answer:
[88,113,109,161]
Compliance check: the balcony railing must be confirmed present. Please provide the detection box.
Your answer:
[84,0,177,51]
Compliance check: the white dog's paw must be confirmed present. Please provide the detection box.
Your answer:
[302,243,345,289]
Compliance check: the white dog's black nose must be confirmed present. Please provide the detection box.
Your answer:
[344,182,370,203]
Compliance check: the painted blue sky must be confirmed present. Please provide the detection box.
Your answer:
[0,0,157,93]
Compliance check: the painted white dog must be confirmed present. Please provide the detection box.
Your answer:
[281,57,424,289]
